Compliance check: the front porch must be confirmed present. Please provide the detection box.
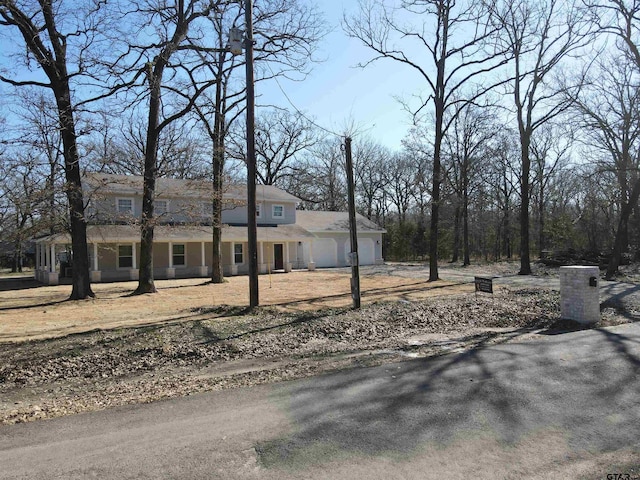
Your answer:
[34,225,318,285]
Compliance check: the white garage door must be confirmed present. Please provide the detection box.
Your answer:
[344,238,375,266]
[310,238,337,267]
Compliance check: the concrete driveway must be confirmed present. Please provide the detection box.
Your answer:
[1,322,638,479]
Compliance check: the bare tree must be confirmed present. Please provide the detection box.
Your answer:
[443,102,495,265]
[569,53,640,277]
[107,0,222,294]
[353,137,390,223]
[253,109,318,186]
[345,0,511,281]
[190,0,326,283]
[0,1,115,298]
[529,124,572,257]
[584,0,640,278]
[487,0,593,274]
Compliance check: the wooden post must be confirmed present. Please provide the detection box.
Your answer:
[345,137,361,309]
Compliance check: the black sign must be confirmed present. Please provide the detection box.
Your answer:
[474,276,493,294]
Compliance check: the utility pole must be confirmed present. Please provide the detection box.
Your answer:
[245,0,259,307]
[344,137,361,309]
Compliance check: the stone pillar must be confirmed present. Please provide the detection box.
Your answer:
[559,266,600,324]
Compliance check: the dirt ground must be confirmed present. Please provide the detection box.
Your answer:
[0,262,637,426]
[0,268,472,342]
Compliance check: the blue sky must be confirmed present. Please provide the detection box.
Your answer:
[257,0,423,150]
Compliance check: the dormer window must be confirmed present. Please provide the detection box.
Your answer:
[272,204,284,219]
[117,198,134,213]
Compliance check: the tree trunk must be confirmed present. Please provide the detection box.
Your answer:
[606,177,640,279]
[210,131,225,284]
[451,204,461,263]
[538,183,545,259]
[211,58,226,284]
[133,67,162,295]
[55,86,94,299]
[519,137,532,275]
[463,182,470,267]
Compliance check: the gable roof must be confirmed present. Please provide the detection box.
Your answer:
[295,211,385,233]
[83,173,300,203]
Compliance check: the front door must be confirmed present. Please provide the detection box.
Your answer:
[274,244,284,270]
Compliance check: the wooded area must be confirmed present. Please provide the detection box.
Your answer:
[2,0,640,298]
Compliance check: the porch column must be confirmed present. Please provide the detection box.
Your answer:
[91,243,101,283]
[132,242,137,269]
[259,242,267,274]
[34,244,40,281]
[230,241,238,275]
[93,243,99,271]
[167,242,175,278]
[130,242,139,280]
[50,244,56,273]
[308,241,316,271]
[47,243,59,285]
[43,244,48,276]
[198,241,207,277]
[284,242,292,272]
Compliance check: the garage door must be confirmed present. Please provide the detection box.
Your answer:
[344,238,375,266]
[309,238,337,267]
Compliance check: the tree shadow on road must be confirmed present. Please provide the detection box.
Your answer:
[256,325,640,472]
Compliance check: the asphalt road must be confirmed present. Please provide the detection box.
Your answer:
[1,323,639,479]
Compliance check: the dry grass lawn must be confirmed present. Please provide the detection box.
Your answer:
[0,270,473,343]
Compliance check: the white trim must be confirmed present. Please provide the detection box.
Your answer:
[272,204,284,219]
[116,197,134,214]
[156,199,169,215]
[117,244,134,269]
[172,243,187,267]
[234,243,244,264]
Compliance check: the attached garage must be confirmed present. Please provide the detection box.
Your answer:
[306,238,337,267]
[344,238,375,266]
[296,211,385,268]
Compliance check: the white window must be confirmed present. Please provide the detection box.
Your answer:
[272,204,284,219]
[118,245,133,269]
[172,244,186,267]
[234,244,243,264]
[256,203,262,218]
[156,200,168,215]
[117,198,134,214]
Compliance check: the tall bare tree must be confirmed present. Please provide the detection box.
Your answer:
[345,0,510,281]
[487,0,592,274]
[0,0,112,298]
[584,0,640,277]
[108,0,221,294]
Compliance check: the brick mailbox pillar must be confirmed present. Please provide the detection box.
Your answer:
[559,266,600,324]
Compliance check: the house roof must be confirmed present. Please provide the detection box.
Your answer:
[294,211,385,233]
[36,223,315,244]
[83,173,300,204]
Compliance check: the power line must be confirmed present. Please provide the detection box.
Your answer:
[264,62,344,138]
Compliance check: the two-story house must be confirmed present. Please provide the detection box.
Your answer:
[34,173,385,284]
